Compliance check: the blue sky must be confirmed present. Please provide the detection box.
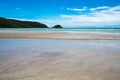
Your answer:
[0,0,120,28]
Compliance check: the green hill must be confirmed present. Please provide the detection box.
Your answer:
[0,17,48,28]
[52,25,63,28]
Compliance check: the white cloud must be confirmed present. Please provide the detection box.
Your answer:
[66,7,87,12]
[60,5,120,28]
[11,6,120,28]
[89,6,109,11]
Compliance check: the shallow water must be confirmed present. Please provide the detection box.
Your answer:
[0,28,120,35]
[0,40,120,80]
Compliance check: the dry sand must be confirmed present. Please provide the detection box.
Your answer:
[0,31,120,40]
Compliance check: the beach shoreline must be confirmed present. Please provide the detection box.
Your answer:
[0,31,120,40]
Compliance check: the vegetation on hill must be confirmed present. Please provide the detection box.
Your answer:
[52,25,63,28]
[0,17,48,28]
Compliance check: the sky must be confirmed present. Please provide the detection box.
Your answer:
[0,0,120,28]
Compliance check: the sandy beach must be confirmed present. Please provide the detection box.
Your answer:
[0,0,120,79]
[0,40,120,80]
[0,30,120,80]
[0,31,120,40]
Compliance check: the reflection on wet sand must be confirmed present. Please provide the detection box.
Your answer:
[0,40,120,80]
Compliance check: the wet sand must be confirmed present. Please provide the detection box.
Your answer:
[0,31,120,40]
[0,40,120,80]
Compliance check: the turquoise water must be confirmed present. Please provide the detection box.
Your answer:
[0,28,120,35]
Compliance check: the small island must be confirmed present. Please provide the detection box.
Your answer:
[52,25,63,28]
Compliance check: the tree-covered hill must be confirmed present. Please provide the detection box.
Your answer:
[0,17,48,28]
[52,25,63,28]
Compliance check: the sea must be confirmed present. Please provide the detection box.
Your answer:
[0,28,120,35]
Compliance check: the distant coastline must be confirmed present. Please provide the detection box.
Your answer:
[0,17,120,40]
[0,17,63,28]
